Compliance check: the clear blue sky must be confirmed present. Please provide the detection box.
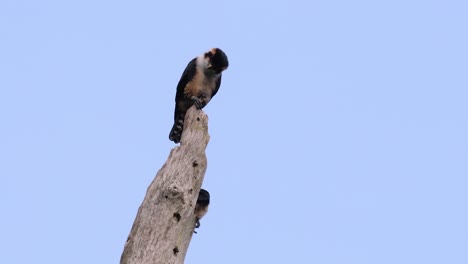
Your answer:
[2,1,467,263]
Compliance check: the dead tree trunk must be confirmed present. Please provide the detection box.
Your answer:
[121,106,210,264]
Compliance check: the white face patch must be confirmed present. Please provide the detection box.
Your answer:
[196,54,210,70]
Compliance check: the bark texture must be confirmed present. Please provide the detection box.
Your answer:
[121,106,210,264]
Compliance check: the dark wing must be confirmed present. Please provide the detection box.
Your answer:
[175,58,197,103]
[211,74,222,99]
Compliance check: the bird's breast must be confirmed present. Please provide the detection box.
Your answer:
[184,72,217,98]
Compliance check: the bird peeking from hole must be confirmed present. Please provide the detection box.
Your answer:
[169,48,229,143]
[194,189,210,233]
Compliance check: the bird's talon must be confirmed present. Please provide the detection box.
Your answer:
[191,96,203,109]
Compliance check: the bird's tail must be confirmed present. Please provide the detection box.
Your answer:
[169,112,185,143]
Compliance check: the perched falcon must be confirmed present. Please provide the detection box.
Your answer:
[194,188,210,231]
[169,48,229,143]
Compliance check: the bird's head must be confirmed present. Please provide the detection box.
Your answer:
[197,189,210,207]
[205,48,229,74]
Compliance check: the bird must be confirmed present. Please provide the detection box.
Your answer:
[194,189,210,231]
[169,48,229,143]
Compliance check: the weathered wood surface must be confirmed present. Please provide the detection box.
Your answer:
[121,106,210,264]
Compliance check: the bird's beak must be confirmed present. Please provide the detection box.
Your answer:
[207,63,213,69]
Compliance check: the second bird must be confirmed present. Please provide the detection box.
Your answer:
[169,48,229,143]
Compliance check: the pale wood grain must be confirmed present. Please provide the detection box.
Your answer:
[121,106,210,264]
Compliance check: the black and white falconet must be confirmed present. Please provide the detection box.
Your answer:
[169,48,229,143]
[194,189,210,232]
